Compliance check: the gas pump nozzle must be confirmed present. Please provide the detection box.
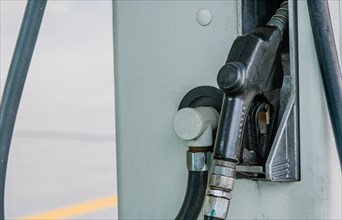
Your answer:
[204,2,288,220]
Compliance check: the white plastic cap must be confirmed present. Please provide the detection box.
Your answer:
[173,107,219,146]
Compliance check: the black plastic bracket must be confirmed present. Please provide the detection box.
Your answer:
[178,86,223,114]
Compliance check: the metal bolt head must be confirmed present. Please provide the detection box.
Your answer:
[197,8,212,26]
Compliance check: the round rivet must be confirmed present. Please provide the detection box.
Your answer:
[197,8,212,26]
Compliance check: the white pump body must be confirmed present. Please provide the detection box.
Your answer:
[113,1,341,219]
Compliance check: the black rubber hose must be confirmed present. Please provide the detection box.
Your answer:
[0,1,47,218]
[307,0,342,168]
[175,171,208,220]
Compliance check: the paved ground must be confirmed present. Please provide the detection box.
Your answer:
[1,1,117,219]
[6,137,117,219]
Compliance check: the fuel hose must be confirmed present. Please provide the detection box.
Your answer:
[0,1,47,218]
[175,170,208,220]
[307,0,342,168]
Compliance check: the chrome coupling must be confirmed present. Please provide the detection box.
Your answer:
[204,191,231,219]
[187,151,210,171]
[204,160,236,219]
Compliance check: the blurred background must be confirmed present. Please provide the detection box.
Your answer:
[0,0,117,219]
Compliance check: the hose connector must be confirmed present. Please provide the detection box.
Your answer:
[267,1,288,35]
[187,151,210,171]
[174,106,219,220]
[203,160,236,219]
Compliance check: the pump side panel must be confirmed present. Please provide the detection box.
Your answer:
[113,1,238,219]
[113,1,341,219]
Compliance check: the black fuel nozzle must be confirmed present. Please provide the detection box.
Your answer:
[214,16,287,163]
[204,2,288,219]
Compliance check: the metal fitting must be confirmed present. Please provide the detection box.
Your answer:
[208,161,236,189]
[212,162,236,177]
[203,160,236,219]
[187,151,209,171]
[209,174,234,191]
[203,196,230,219]
[215,159,236,168]
[207,189,232,200]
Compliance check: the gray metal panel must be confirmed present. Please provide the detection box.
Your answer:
[113,1,237,219]
[113,0,341,219]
